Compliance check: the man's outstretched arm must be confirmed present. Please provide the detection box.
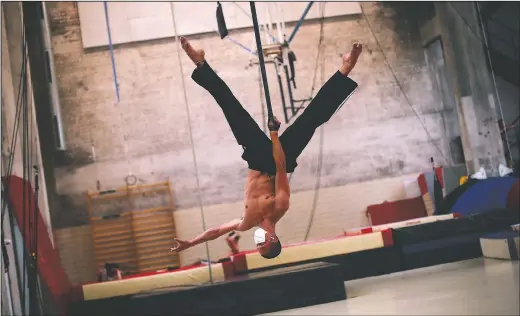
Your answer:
[269,117,290,210]
[171,218,250,253]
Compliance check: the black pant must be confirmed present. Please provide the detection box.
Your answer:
[191,62,358,174]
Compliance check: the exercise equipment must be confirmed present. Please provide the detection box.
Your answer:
[217,2,317,124]
[250,2,274,121]
[392,208,519,270]
[69,262,346,316]
[480,231,519,260]
[86,181,179,274]
[69,229,393,304]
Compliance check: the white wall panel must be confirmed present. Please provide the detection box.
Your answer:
[78,2,361,49]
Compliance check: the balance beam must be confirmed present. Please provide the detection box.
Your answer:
[480,231,519,260]
[69,262,346,316]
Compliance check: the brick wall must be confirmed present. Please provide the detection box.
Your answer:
[46,2,451,230]
[53,225,96,285]
[55,173,416,285]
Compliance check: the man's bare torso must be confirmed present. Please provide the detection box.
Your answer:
[243,170,287,227]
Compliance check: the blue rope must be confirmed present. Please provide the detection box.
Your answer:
[226,36,257,55]
[103,2,120,103]
[288,2,314,44]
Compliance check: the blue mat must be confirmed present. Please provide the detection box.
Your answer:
[450,177,517,216]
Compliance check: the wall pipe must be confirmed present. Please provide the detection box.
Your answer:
[41,4,66,150]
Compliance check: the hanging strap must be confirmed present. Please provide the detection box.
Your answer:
[250,2,274,121]
[288,50,297,88]
[2,233,9,273]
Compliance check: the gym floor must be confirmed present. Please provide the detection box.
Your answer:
[264,258,520,315]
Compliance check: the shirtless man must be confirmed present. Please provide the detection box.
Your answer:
[171,37,362,259]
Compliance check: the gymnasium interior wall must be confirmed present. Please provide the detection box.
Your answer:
[47,2,452,229]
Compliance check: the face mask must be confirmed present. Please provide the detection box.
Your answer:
[253,228,267,245]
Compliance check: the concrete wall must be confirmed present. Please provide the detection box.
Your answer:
[76,2,362,48]
[54,172,418,285]
[495,76,520,162]
[435,2,506,175]
[487,3,519,165]
[47,2,451,231]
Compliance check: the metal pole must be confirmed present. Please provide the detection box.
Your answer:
[250,2,274,120]
[274,61,289,123]
[283,65,296,115]
[1,249,14,316]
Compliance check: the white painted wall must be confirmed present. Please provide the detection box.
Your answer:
[78,2,361,48]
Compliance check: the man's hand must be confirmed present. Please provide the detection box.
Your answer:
[268,116,281,131]
[170,239,191,252]
[169,218,246,253]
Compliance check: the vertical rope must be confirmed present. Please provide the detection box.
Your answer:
[103,2,120,103]
[169,2,213,284]
[360,5,450,165]
[232,2,278,43]
[303,2,326,242]
[258,66,267,133]
[475,3,514,168]
[250,2,274,120]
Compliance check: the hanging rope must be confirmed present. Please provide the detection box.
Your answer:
[103,2,120,103]
[288,2,326,186]
[258,66,268,133]
[21,21,30,314]
[0,16,28,313]
[475,3,513,168]
[1,25,27,219]
[170,2,213,284]
[303,2,326,242]
[250,2,274,121]
[232,2,279,44]
[450,2,514,169]
[100,4,135,185]
[359,5,450,165]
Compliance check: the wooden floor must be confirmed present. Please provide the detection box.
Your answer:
[264,258,520,315]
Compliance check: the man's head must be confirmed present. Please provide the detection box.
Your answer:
[253,228,282,259]
[104,262,119,273]
[226,231,241,255]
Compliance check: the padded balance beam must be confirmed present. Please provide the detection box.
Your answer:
[79,263,227,301]
[344,214,456,236]
[392,208,520,270]
[230,230,398,281]
[480,231,520,260]
[69,262,346,316]
[71,231,391,303]
[234,230,390,272]
[392,208,519,246]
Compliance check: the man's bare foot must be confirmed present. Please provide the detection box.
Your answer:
[180,37,205,66]
[339,43,362,76]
